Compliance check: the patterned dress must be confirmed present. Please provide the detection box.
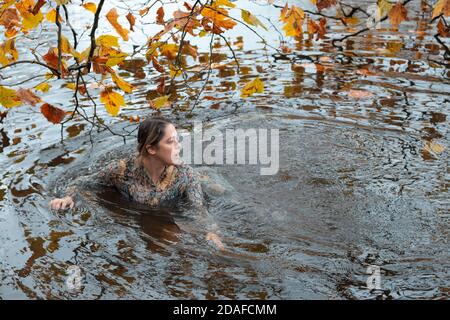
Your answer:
[65,153,206,210]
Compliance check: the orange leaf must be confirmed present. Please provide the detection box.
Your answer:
[106,8,129,41]
[40,103,66,124]
[152,57,164,73]
[126,12,135,31]
[82,2,97,14]
[388,3,407,30]
[0,8,20,30]
[16,88,42,106]
[156,7,165,24]
[201,6,236,34]
[139,6,150,17]
[156,77,165,95]
[316,0,337,11]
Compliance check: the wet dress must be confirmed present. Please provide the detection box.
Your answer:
[64,153,217,230]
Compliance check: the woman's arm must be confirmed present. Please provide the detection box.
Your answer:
[50,159,126,210]
[183,166,225,251]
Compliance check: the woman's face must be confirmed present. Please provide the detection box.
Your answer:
[146,123,181,165]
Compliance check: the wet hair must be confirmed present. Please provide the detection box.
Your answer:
[136,117,172,163]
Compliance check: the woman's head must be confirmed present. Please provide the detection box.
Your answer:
[137,117,181,166]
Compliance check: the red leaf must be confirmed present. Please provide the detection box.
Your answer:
[316,0,337,11]
[156,7,165,24]
[40,103,66,124]
[126,12,135,31]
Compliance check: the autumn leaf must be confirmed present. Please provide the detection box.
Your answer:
[389,3,408,30]
[0,86,21,108]
[96,35,119,48]
[16,88,41,106]
[100,89,125,116]
[105,51,128,66]
[111,71,134,93]
[241,9,267,30]
[82,2,97,14]
[31,0,45,15]
[156,77,165,95]
[156,7,165,24]
[106,8,129,41]
[46,8,63,23]
[348,89,373,99]
[126,12,135,31]
[42,47,68,76]
[316,0,336,11]
[0,8,20,30]
[241,77,264,98]
[0,39,19,66]
[40,103,66,124]
[152,57,165,73]
[160,43,179,60]
[201,5,237,34]
[173,9,200,36]
[34,82,51,92]
[182,42,198,59]
[377,0,393,19]
[432,0,450,19]
[139,6,150,17]
[280,5,305,37]
[150,95,170,109]
[15,0,44,32]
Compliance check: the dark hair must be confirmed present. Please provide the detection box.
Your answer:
[136,117,172,160]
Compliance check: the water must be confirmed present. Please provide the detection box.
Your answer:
[0,0,449,299]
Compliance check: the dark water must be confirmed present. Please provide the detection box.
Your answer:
[1,0,449,299]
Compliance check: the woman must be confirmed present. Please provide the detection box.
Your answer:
[50,117,225,251]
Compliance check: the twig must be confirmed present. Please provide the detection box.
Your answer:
[86,0,106,73]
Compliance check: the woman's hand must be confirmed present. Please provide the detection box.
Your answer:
[49,196,74,211]
[206,232,225,251]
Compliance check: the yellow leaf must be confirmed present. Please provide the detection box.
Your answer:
[170,67,182,78]
[424,141,445,155]
[96,35,119,48]
[145,42,161,61]
[0,86,21,108]
[160,43,179,60]
[241,9,267,30]
[280,5,305,37]
[100,90,125,116]
[106,52,127,66]
[65,83,77,90]
[432,0,450,19]
[106,8,129,41]
[82,2,97,14]
[46,8,63,23]
[111,71,134,93]
[241,77,264,98]
[35,82,51,92]
[0,39,19,66]
[377,0,393,19]
[151,95,170,109]
[17,5,44,31]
